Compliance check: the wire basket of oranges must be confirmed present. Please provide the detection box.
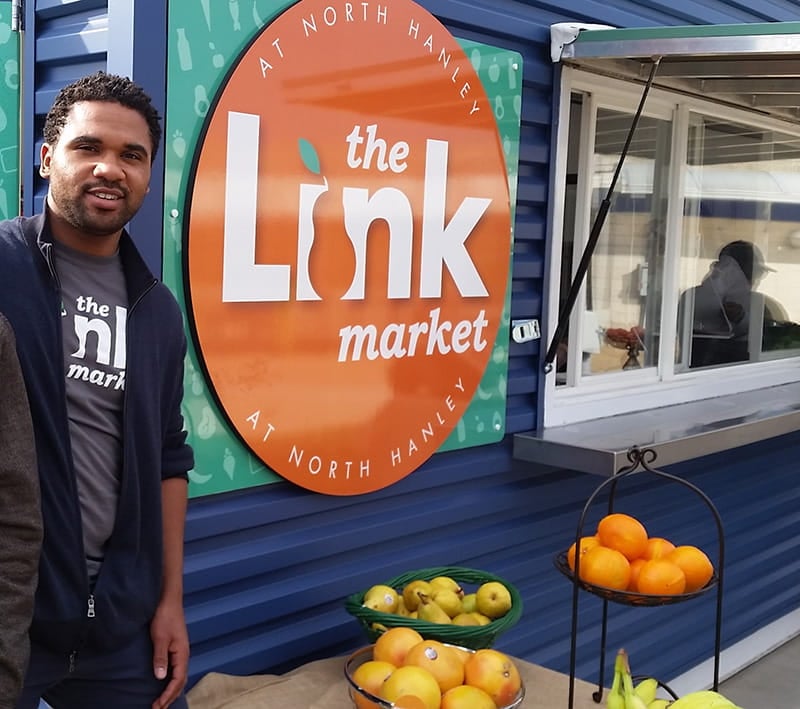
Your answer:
[554,446,723,606]
[555,510,719,606]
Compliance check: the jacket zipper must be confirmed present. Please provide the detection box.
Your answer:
[67,595,95,674]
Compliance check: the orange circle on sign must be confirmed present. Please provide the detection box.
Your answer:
[185,0,511,494]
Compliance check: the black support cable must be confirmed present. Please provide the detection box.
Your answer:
[543,58,661,374]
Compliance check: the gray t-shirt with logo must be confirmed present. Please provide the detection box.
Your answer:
[56,241,127,581]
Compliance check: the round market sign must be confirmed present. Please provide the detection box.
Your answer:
[184,0,511,495]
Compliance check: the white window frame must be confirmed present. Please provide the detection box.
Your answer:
[545,67,800,428]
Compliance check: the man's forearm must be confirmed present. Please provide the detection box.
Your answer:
[160,477,188,602]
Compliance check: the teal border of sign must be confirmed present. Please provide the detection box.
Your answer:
[164,0,522,497]
[0,2,19,220]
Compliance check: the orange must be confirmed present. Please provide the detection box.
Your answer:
[350,659,397,709]
[380,665,442,709]
[463,648,522,707]
[597,513,649,561]
[441,684,496,709]
[668,545,714,592]
[627,558,647,592]
[404,640,464,693]
[567,535,601,570]
[374,626,424,667]
[394,696,428,709]
[448,646,472,666]
[636,559,686,595]
[643,537,676,560]
[578,545,631,591]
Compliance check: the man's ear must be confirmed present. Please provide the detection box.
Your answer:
[39,143,52,178]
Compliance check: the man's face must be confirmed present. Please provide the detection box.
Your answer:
[40,100,153,251]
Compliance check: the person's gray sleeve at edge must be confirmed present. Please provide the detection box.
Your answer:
[0,313,42,708]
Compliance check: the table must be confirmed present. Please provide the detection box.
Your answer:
[186,654,604,708]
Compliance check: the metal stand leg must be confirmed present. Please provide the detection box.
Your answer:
[562,446,725,708]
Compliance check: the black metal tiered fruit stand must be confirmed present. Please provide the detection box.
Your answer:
[554,446,725,708]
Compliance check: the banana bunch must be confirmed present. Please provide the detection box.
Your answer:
[606,649,743,709]
[606,649,663,709]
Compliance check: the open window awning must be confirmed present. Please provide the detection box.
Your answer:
[552,21,800,125]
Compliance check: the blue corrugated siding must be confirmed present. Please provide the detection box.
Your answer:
[22,1,110,217]
[22,0,165,271]
[23,0,800,694]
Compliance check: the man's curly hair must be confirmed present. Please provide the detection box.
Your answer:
[43,71,162,161]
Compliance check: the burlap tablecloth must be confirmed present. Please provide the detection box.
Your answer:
[187,655,603,709]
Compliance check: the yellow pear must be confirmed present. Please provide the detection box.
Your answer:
[396,596,412,617]
[402,579,432,612]
[429,576,464,598]
[451,612,481,626]
[363,584,399,613]
[417,593,452,624]
[431,589,463,618]
[460,593,477,614]
[475,581,512,619]
[471,612,492,626]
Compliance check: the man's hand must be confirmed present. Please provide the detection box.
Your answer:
[150,596,189,709]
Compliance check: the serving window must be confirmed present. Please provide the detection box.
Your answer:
[546,69,800,427]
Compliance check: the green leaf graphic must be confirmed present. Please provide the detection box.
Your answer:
[299,138,321,174]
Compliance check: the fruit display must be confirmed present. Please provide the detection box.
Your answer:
[344,629,525,709]
[559,512,716,603]
[606,649,743,709]
[345,567,522,649]
[364,576,513,626]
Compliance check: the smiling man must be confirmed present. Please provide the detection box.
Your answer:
[0,72,194,709]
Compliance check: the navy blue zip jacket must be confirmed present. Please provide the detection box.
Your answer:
[0,211,194,654]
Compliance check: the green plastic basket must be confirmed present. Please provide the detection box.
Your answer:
[344,566,523,650]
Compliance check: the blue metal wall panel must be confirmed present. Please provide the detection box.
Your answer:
[22,1,110,218]
[183,428,800,688]
[22,0,165,273]
[19,0,800,695]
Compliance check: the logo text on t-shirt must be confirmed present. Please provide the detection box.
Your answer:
[65,295,127,390]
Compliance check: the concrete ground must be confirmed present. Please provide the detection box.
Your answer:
[717,633,800,707]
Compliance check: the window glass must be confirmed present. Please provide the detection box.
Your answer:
[677,117,800,370]
[558,100,671,383]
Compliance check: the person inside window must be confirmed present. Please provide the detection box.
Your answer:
[678,240,788,368]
